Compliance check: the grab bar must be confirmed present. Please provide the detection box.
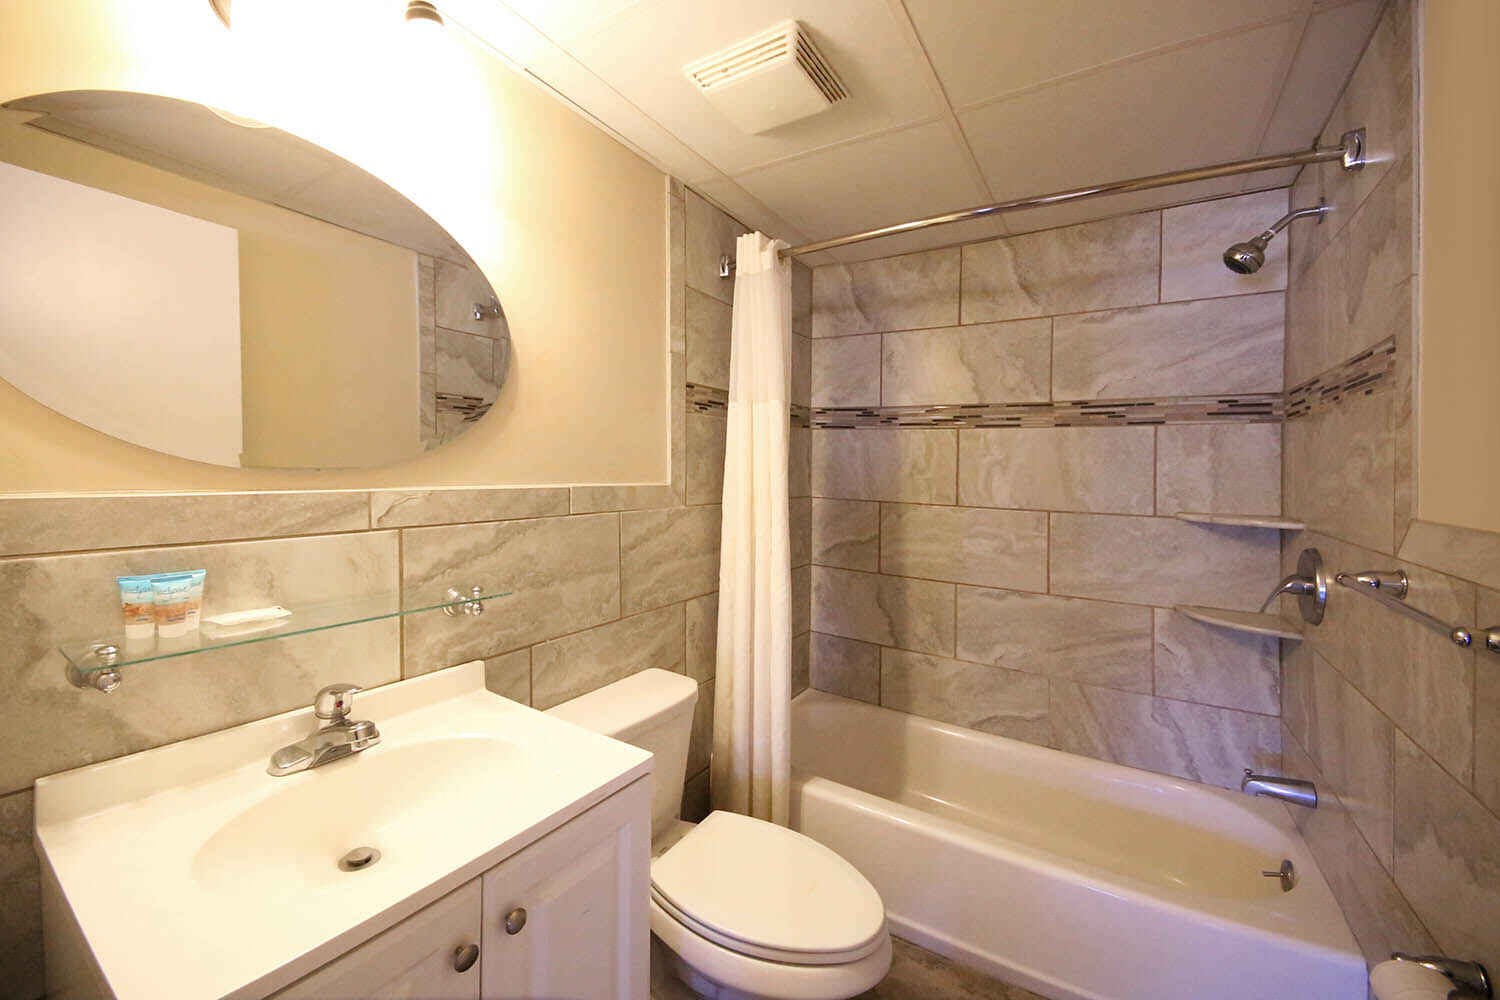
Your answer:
[1335,571,1500,656]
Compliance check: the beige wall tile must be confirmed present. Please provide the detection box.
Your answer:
[682,767,711,824]
[1281,731,1436,967]
[960,214,1159,323]
[811,499,880,572]
[688,678,715,775]
[1154,609,1278,715]
[531,604,686,710]
[484,648,531,705]
[1050,680,1279,789]
[1161,189,1289,302]
[881,649,1050,743]
[790,497,812,570]
[370,488,568,528]
[810,632,880,704]
[1399,520,1500,595]
[792,333,812,407]
[1394,731,1500,974]
[1052,292,1284,399]
[568,485,679,515]
[686,287,733,389]
[402,514,620,669]
[811,566,954,655]
[881,320,1051,406]
[812,335,881,408]
[812,429,957,504]
[1049,513,1280,610]
[685,412,726,507]
[793,630,810,697]
[0,789,40,1000]
[959,427,1154,514]
[433,259,498,337]
[685,592,718,683]
[956,588,1152,694]
[1283,391,1395,554]
[1474,588,1500,814]
[812,248,960,337]
[1155,424,1281,516]
[790,425,811,500]
[1284,232,1349,387]
[792,260,813,336]
[620,506,721,615]
[686,190,741,304]
[669,183,686,354]
[0,493,370,557]
[881,504,1048,591]
[792,564,811,636]
[435,328,497,400]
[0,532,400,795]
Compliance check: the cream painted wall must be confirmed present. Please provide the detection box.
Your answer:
[0,121,421,471]
[1418,0,1500,533]
[0,0,668,492]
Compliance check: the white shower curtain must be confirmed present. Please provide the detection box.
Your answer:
[711,231,793,825]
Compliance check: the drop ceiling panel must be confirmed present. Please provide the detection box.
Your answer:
[958,21,1298,207]
[552,0,946,174]
[495,0,648,43]
[734,120,986,243]
[904,0,1304,110]
[691,177,809,246]
[1256,0,1384,154]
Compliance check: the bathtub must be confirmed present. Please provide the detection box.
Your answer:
[788,690,1365,1000]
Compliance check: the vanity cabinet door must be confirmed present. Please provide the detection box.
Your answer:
[272,881,483,1000]
[480,778,651,1000]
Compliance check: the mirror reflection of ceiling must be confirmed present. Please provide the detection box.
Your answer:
[8,91,469,264]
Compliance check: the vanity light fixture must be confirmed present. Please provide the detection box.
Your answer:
[405,1,444,28]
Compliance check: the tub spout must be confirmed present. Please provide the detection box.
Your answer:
[1242,769,1317,809]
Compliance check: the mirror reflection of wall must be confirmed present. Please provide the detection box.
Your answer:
[0,91,509,471]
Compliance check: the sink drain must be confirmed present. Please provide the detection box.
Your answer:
[338,847,381,872]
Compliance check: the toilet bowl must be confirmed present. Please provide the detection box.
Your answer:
[548,670,891,1000]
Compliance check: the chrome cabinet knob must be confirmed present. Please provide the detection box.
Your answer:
[452,943,479,973]
[504,907,527,935]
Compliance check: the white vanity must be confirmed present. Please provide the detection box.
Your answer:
[34,663,653,1000]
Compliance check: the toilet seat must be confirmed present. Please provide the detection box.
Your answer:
[649,811,887,967]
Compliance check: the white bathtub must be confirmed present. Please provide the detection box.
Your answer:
[789,690,1365,1000]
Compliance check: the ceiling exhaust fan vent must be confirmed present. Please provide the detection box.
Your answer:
[684,20,848,134]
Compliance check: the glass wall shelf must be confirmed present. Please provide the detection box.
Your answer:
[61,584,508,690]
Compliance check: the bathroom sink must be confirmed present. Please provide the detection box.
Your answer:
[33,663,652,1000]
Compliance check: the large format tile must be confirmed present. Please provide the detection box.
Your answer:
[685,592,718,683]
[812,499,880,572]
[1049,513,1279,610]
[0,789,40,1000]
[1050,681,1279,789]
[790,497,812,570]
[812,335,881,408]
[1155,424,1281,516]
[811,429,957,505]
[1400,520,1500,595]
[881,320,1050,406]
[685,413,727,507]
[1153,609,1278,715]
[961,214,1159,323]
[1051,292,1283,399]
[434,259,501,337]
[957,588,1153,694]
[0,532,400,796]
[812,248,960,337]
[810,632,880,704]
[959,427,1154,514]
[434,328,498,401]
[686,189,741,303]
[370,488,568,527]
[0,493,369,557]
[1394,732,1500,973]
[811,567,954,655]
[688,678,715,775]
[401,515,620,669]
[1160,189,1289,302]
[532,604,686,710]
[686,288,734,389]
[620,506,722,614]
[880,504,1047,591]
[881,649,1050,743]
[483,648,531,705]
[1283,386,1395,554]
[792,260,813,336]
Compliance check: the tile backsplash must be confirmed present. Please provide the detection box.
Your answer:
[0,179,813,1000]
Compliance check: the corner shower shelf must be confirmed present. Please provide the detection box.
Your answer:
[1173,605,1304,641]
[1174,512,1307,530]
[60,584,509,691]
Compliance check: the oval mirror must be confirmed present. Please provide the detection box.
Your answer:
[0,90,508,470]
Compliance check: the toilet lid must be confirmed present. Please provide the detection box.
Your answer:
[649,811,886,964]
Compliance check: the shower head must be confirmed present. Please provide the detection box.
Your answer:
[1222,199,1331,274]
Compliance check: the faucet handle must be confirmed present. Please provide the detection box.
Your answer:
[315,683,362,722]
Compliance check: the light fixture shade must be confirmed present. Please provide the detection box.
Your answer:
[404,1,443,27]
[209,0,231,27]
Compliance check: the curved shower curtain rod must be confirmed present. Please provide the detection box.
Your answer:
[777,128,1366,259]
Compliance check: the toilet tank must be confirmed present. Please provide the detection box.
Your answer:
[546,668,699,839]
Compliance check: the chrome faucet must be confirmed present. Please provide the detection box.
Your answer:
[1242,769,1318,809]
[1258,547,1330,625]
[267,684,381,777]
[1390,954,1492,999]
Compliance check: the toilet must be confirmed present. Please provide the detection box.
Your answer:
[548,669,891,1000]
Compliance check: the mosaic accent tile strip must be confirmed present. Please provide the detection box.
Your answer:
[437,392,492,423]
[811,394,1281,429]
[687,383,811,427]
[1284,337,1395,420]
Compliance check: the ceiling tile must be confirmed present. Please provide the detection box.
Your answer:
[904,0,1303,109]
[958,21,1299,208]
[691,177,810,246]
[732,120,987,243]
[1257,0,1384,154]
[494,0,649,44]
[553,0,946,174]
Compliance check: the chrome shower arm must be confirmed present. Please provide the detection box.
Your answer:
[1260,203,1333,240]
